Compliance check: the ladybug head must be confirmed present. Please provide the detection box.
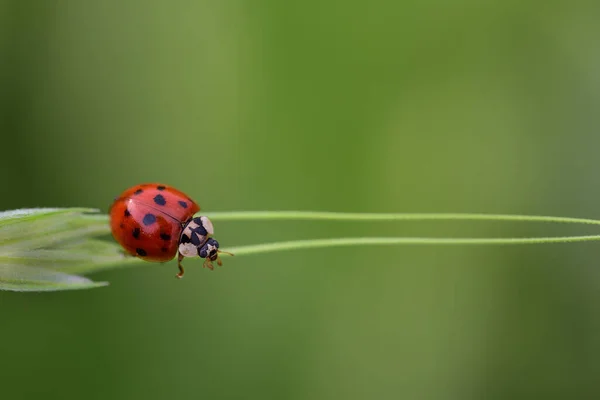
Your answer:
[199,238,220,261]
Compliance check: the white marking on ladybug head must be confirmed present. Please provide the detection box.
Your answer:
[200,216,214,235]
[179,242,199,258]
[207,242,218,254]
[183,219,199,232]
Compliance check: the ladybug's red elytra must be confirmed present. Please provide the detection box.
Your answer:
[109,183,231,278]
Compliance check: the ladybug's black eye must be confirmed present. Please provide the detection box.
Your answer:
[198,245,208,258]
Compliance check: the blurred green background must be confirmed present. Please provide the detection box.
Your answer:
[2,1,600,399]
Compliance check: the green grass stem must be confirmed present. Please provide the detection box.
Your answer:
[227,235,600,256]
[5,208,600,291]
[204,211,600,226]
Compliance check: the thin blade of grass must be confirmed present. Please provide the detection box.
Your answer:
[0,208,116,291]
[0,264,108,292]
[0,239,143,274]
[0,208,109,252]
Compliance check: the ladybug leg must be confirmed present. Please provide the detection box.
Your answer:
[176,253,185,279]
[203,258,215,270]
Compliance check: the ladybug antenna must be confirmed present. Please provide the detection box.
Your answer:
[218,250,234,257]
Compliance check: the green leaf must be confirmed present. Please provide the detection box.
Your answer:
[0,208,127,292]
[0,208,108,251]
[0,239,142,274]
[0,264,107,292]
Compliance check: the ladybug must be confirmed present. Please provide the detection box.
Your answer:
[109,183,231,278]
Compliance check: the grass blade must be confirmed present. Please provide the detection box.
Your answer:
[0,208,108,251]
[0,264,108,292]
[0,208,116,292]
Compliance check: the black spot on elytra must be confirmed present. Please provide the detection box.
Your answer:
[136,248,147,256]
[124,209,131,217]
[191,232,202,246]
[119,223,124,229]
[153,194,166,206]
[161,247,169,252]
[180,234,191,244]
[134,188,143,195]
[160,233,171,241]
[178,200,188,208]
[156,185,166,191]
[132,227,141,239]
[143,214,156,226]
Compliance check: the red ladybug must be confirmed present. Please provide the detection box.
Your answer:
[109,183,230,278]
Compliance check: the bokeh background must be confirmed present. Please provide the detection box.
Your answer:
[2,1,600,399]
